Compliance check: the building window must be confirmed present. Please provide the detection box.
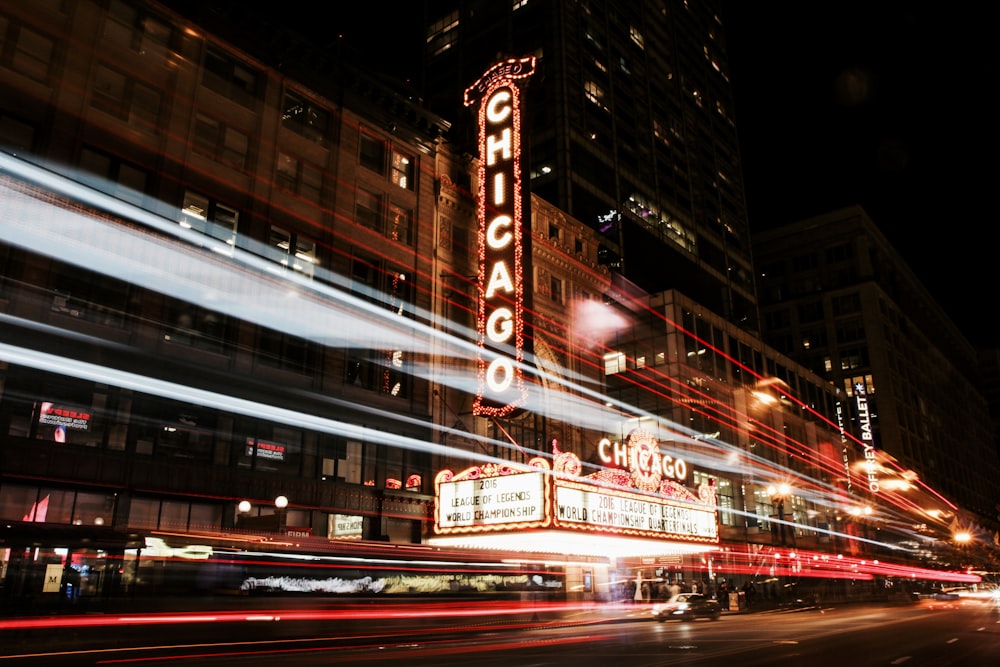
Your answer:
[844,374,875,397]
[355,187,383,231]
[426,10,459,56]
[792,252,818,272]
[0,484,117,528]
[604,351,626,375]
[51,261,131,329]
[797,301,824,324]
[202,45,259,108]
[275,152,322,201]
[832,292,861,316]
[179,190,239,255]
[9,24,54,82]
[835,318,865,344]
[764,309,790,330]
[825,242,853,263]
[193,113,248,169]
[386,202,413,245]
[550,276,563,303]
[267,225,317,278]
[584,80,607,110]
[135,403,216,463]
[79,146,149,207]
[839,348,869,371]
[629,25,645,49]
[346,259,413,398]
[4,371,124,449]
[258,326,316,374]
[163,300,233,353]
[390,149,414,190]
[93,63,161,131]
[240,424,303,475]
[0,112,35,153]
[103,0,173,57]
[281,90,329,142]
[359,132,385,173]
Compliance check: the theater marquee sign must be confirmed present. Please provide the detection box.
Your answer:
[434,431,719,546]
[464,56,536,418]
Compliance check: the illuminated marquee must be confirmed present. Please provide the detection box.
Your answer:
[330,514,363,540]
[433,441,718,546]
[434,463,550,534]
[553,481,718,542]
[464,57,536,417]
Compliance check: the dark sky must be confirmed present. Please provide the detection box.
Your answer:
[195,1,997,347]
[720,2,998,347]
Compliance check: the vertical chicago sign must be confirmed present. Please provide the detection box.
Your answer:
[464,57,536,417]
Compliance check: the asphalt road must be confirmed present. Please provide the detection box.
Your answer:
[2,598,998,666]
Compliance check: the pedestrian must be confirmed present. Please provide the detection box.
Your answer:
[62,564,81,605]
[719,582,730,609]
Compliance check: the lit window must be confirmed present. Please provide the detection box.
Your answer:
[426,10,459,56]
[267,225,317,279]
[390,150,414,190]
[387,203,413,245]
[604,351,626,375]
[629,26,644,49]
[584,81,607,110]
[180,190,238,255]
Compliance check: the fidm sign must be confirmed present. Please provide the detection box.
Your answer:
[464,57,536,417]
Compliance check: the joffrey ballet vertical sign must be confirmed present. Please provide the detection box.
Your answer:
[465,57,535,417]
[854,382,879,492]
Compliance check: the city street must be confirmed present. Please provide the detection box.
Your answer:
[2,598,998,666]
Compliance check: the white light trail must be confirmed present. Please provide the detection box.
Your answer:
[0,152,958,556]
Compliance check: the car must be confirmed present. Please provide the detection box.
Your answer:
[650,593,722,622]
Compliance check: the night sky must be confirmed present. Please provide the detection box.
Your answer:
[721,1,998,347]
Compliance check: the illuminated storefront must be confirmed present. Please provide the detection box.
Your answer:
[430,430,720,598]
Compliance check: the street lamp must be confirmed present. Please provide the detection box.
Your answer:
[236,496,289,532]
[274,495,288,532]
[767,483,793,547]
